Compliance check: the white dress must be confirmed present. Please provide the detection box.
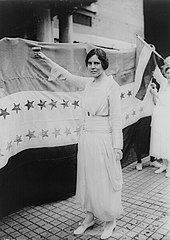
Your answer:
[75,76,123,221]
[48,62,123,221]
[150,84,170,161]
[150,67,170,161]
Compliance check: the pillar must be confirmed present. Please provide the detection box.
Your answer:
[36,7,54,43]
[58,14,73,43]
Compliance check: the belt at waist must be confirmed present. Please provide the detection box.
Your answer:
[83,116,111,133]
[87,112,108,117]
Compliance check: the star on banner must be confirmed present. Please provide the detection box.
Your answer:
[40,129,48,139]
[127,90,132,97]
[38,100,46,110]
[61,99,69,109]
[6,141,12,151]
[26,130,36,140]
[14,135,22,145]
[139,107,144,112]
[120,93,125,99]
[25,100,34,110]
[0,149,4,157]
[72,100,79,109]
[0,108,10,119]
[52,128,61,138]
[49,99,57,110]
[132,110,136,116]
[64,128,71,136]
[74,127,81,135]
[12,103,21,114]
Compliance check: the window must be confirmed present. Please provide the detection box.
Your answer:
[73,13,92,27]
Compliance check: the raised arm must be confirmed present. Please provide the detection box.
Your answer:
[34,50,90,89]
[153,66,167,88]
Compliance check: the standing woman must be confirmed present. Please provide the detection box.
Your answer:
[34,48,123,239]
[150,57,170,177]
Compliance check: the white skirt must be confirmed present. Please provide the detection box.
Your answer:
[150,106,170,161]
[75,116,123,221]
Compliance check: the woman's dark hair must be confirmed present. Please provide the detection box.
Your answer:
[161,64,170,77]
[85,48,109,70]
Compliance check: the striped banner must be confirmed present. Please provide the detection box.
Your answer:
[0,37,136,168]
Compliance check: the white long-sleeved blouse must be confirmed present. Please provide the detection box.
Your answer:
[47,60,123,149]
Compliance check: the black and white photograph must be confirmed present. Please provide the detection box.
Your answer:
[0,0,170,239]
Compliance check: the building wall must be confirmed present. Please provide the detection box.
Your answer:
[54,0,144,46]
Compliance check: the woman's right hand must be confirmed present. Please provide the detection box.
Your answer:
[114,148,123,161]
[34,51,47,60]
[32,47,47,60]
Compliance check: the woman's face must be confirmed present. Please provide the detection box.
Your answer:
[165,68,170,80]
[87,54,104,78]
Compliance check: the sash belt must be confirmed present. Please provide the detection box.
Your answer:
[87,112,108,117]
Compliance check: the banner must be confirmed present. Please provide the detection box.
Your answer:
[0,37,136,169]
[121,39,160,165]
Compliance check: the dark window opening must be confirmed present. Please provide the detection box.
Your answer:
[73,13,92,26]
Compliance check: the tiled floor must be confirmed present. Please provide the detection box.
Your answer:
[0,157,170,240]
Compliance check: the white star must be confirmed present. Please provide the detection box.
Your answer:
[64,128,71,136]
[52,128,61,138]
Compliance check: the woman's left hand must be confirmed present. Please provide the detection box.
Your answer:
[150,83,157,93]
[114,148,123,161]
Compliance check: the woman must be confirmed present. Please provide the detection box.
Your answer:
[34,48,123,239]
[150,57,170,177]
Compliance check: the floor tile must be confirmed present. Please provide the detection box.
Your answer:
[0,157,170,240]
